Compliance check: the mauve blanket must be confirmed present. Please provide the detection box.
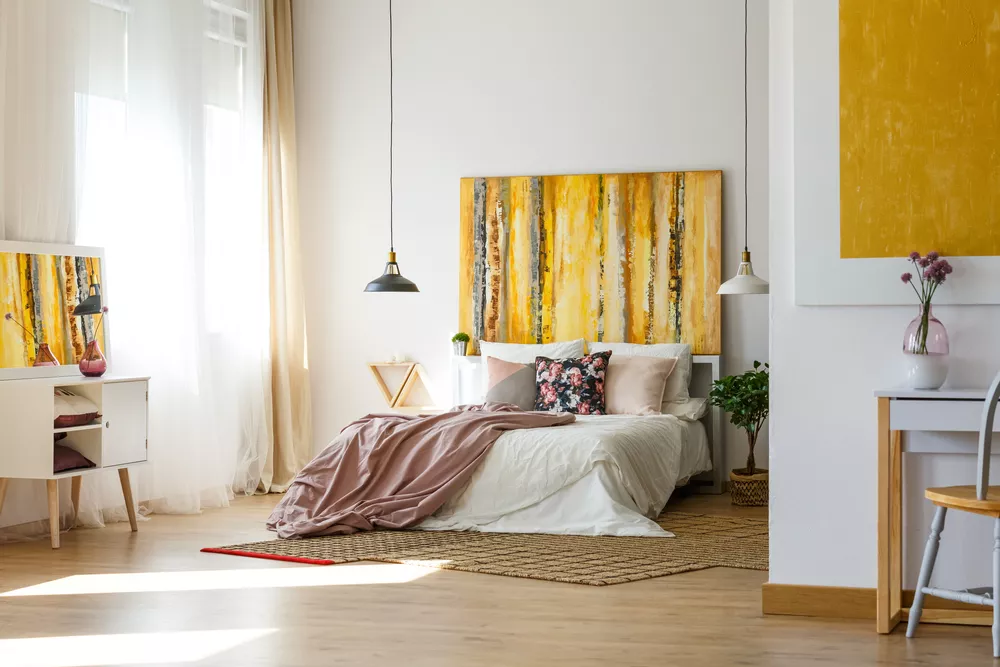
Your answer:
[267,403,575,538]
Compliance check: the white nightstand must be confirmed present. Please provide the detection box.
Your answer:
[0,375,149,548]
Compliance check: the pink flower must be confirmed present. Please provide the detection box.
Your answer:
[568,367,583,387]
[926,251,939,262]
[595,380,604,394]
[900,272,912,283]
[537,360,547,371]
[918,257,931,268]
[909,251,921,261]
[578,403,590,415]
[593,356,605,368]
[549,362,563,377]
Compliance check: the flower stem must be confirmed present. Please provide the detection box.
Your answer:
[4,314,36,345]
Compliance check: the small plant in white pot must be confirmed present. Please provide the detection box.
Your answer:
[451,332,470,356]
[709,361,769,506]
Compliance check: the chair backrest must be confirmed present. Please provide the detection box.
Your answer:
[976,371,1000,500]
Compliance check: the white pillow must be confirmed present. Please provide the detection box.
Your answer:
[588,342,692,405]
[478,339,585,364]
[661,397,709,421]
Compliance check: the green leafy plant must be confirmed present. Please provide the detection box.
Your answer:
[708,361,769,475]
[451,332,470,343]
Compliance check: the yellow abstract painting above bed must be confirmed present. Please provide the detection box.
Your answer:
[459,171,721,356]
[0,250,107,368]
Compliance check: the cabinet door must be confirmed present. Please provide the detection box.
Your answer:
[102,381,148,467]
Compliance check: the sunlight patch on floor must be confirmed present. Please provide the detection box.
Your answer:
[398,559,453,569]
[0,628,277,667]
[0,563,436,597]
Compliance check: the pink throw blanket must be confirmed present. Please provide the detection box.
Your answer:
[267,403,575,538]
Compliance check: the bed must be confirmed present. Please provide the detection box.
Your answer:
[416,355,723,537]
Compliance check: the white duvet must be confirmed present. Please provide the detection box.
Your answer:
[417,414,712,537]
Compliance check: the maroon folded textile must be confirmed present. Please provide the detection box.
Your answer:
[267,403,574,538]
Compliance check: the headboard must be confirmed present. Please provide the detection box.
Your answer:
[451,355,724,494]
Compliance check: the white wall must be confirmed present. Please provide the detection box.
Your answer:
[769,0,1000,589]
[293,0,770,477]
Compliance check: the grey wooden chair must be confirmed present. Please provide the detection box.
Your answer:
[907,371,1000,656]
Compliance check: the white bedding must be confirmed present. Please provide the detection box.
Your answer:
[417,414,712,537]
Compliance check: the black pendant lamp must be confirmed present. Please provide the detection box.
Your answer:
[73,258,104,315]
[365,0,418,293]
[718,0,768,296]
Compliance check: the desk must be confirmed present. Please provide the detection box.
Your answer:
[875,388,999,633]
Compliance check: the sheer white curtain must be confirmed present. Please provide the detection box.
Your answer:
[0,0,270,534]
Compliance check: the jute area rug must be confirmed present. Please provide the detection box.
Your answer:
[203,511,768,586]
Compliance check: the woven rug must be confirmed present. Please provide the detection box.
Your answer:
[203,512,767,586]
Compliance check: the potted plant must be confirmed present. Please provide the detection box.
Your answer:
[709,360,769,506]
[451,332,470,356]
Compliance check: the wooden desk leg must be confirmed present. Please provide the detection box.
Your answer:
[46,479,60,549]
[118,468,138,532]
[0,478,8,515]
[877,397,902,633]
[890,431,903,622]
[71,475,82,528]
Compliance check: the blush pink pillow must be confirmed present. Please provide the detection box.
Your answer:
[605,356,677,416]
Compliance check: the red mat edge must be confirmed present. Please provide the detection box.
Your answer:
[200,547,336,566]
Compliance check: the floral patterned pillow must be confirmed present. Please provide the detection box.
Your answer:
[534,351,611,415]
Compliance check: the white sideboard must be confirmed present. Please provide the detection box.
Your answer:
[0,375,149,548]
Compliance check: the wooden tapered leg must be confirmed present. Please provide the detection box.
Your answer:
[47,479,60,549]
[0,478,9,515]
[71,476,82,528]
[890,431,903,620]
[877,397,902,634]
[118,468,137,532]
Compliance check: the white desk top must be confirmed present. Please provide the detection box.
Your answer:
[874,387,989,400]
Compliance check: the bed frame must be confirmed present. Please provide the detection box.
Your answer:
[451,355,724,494]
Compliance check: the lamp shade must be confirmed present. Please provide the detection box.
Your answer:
[364,252,419,293]
[718,251,769,295]
[73,284,104,315]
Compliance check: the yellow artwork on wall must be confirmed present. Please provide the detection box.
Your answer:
[840,0,1000,258]
[459,171,721,355]
[0,251,107,368]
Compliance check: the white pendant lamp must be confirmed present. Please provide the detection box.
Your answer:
[718,0,768,296]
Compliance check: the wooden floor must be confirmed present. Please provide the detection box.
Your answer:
[0,493,992,666]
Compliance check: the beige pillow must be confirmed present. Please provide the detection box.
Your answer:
[605,356,677,416]
[589,342,691,405]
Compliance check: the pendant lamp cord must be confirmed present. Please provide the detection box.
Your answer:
[389,0,394,253]
[743,0,749,254]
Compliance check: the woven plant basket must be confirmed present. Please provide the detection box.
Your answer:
[729,469,768,507]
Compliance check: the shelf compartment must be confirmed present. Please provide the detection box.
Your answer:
[53,422,103,434]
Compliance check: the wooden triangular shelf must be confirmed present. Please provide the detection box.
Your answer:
[394,363,433,410]
[367,362,415,407]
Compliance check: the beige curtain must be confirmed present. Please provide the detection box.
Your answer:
[261,0,313,493]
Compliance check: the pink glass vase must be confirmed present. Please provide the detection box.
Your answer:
[79,340,108,377]
[902,305,949,389]
[33,343,60,367]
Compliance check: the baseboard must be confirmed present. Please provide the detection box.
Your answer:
[762,583,985,620]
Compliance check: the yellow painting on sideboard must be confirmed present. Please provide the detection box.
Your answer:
[0,252,106,368]
[840,0,1000,258]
